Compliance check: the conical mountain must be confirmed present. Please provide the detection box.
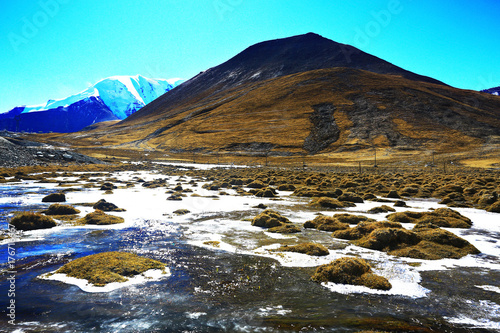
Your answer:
[56,33,500,158]
[126,33,443,123]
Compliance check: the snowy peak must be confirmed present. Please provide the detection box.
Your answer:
[482,86,500,96]
[14,75,182,120]
[94,75,182,118]
[0,75,182,133]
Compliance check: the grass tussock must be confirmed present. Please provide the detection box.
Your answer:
[43,204,80,216]
[251,209,301,234]
[203,240,221,248]
[387,208,472,228]
[303,215,349,232]
[273,242,329,256]
[251,209,290,228]
[332,220,479,260]
[311,257,391,290]
[309,197,356,209]
[76,210,124,225]
[56,251,166,286]
[10,212,57,231]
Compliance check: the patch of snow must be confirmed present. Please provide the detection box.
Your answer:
[8,75,177,119]
[476,285,500,294]
[39,268,171,293]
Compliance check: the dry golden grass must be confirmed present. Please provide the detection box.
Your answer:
[55,251,165,286]
[15,67,500,169]
[10,212,56,231]
[460,158,500,168]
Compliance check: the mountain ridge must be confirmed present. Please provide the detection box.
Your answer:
[24,33,500,162]
[482,86,500,96]
[0,75,182,133]
[124,33,445,124]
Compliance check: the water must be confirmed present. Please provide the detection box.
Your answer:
[0,170,499,332]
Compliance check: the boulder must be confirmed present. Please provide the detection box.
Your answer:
[93,199,126,212]
[42,193,66,202]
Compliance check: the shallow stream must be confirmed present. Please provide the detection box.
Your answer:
[0,167,499,332]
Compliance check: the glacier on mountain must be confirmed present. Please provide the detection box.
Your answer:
[18,75,181,120]
[0,75,182,133]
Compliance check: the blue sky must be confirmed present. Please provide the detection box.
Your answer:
[1,0,499,112]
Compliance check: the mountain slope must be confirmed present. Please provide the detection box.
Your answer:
[57,68,500,155]
[43,33,500,157]
[124,33,444,123]
[0,97,117,133]
[0,75,181,133]
[482,86,500,96]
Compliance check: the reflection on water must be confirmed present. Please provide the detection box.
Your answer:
[0,172,499,332]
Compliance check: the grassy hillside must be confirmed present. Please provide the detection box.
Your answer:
[36,68,499,164]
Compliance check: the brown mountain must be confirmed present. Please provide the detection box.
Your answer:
[47,33,500,161]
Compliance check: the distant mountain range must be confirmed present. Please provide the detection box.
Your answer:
[0,75,183,133]
[9,33,500,156]
[482,86,500,96]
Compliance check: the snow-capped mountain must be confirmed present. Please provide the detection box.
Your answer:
[0,75,182,133]
[482,86,500,96]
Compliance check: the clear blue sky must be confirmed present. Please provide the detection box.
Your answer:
[1,0,499,112]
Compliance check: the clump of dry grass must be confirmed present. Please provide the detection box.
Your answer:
[367,205,396,214]
[273,242,329,256]
[309,197,355,209]
[42,193,66,203]
[55,251,166,286]
[311,257,391,290]
[43,204,80,215]
[332,219,479,260]
[251,209,290,228]
[387,208,472,228]
[303,215,349,232]
[10,212,56,231]
[251,209,301,234]
[76,210,124,225]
